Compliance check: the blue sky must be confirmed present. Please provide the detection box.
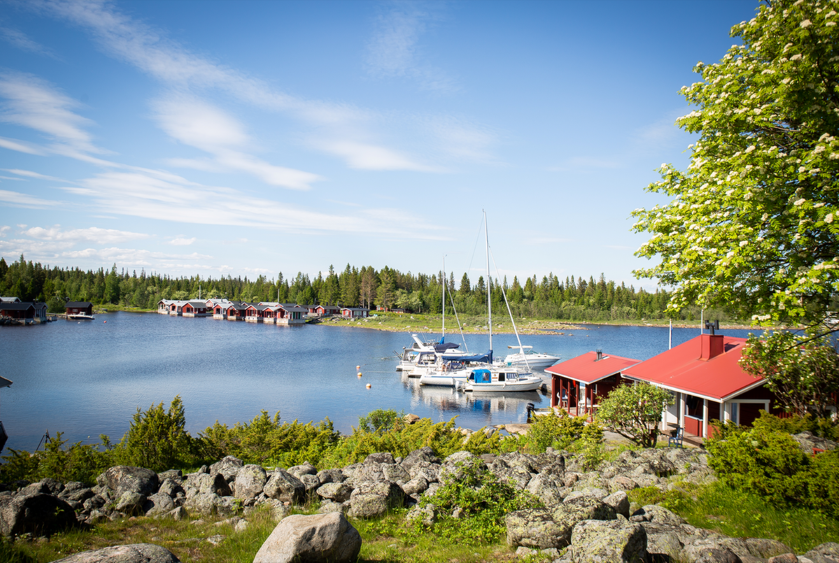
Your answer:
[0,0,758,287]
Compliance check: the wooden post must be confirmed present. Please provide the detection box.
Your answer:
[551,376,557,408]
[678,393,686,430]
[702,399,709,438]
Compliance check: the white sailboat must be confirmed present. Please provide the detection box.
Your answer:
[503,346,560,372]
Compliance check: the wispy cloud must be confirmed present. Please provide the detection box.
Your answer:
[60,246,213,267]
[0,189,61,208]
[152,93,321,190]
[0,226,10,237]
[23,225,150,244]
[425,115,499,164]
[168,237,195,246]
[4,168,69,182]
[0,135,46,155]
[33,0,456,172]
[0,26,58,58]
[366,1,456,93]
[0,71,102,155]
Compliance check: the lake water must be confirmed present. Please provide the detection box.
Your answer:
[0,313,760,451]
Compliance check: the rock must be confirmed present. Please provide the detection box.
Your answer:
[206,534,225,545]
[364,452,395,465]
[602,491,630,518]
[253,512,361,563]
[567,519,647,563]
[299,475,321,497]
[83,495,107,513]
[258,499,291,522]
[803,543,839,563]
[746,538,794,559]
[165,507,187,521]
[406,503,436,526]
[768,554,799,563]
[318,500,349,515]
[234,465,268,500]
[401,476,429,497]
[0,491,77,537]
[264,470,306,505]
[400,447,439,472]
[186,473,232,497]
[316,469,344,485]
[682,541,742,563]
[59,484,95,504]
[630,505,686,526]
[209,456,244,482]
[235,519,249,533]
[288,462,317,478]
[35,478,65,496]
[348,494,388,519]
[792,432,838,455]
[352,481,404,509]
[382,464,410,483]
[98,466,159,498]
[115,491,146,515]
[643,525,684,562]
[525,474,564,507]
[505,508,567,549]
[185,493,237,516]
[157,479,183,499]
[144,492,176,516]
[52,543,181,562]
[404,414,420,424]
[157,469,183,482]
[317,482,354,503]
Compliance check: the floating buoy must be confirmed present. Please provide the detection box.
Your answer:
[366,383,372,389]
[356,365,360,370]
[357,372,362,378]
[104,320,107,323]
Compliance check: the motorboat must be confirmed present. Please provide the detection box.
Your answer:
[397,334,463,372]
[503,346,560,371]
[67,314,95,320]
[418,351,493,386]
[459,367,544,393]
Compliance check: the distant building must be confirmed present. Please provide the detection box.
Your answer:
[66,301,93,316]
[341,307,369,319]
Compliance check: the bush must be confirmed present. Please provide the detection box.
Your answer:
[112,396,196,471]
[416,457,541,544]
[752,412,839,441]
[596,382,672,447]
[523,410,586,453]
[0,432,112,485]
[357,409,404,434]
[705,424,839,516]
[46,296,65,314]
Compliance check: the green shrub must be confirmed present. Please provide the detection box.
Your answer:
[752,412,839,441]
[524,410,586,453]
[577,421,606,470]
[706,424,839,516]
[358,409,404,433]
[112,396,196,471]
[416,457,541,544]
[0,432,112,485]
[198,410,341,468]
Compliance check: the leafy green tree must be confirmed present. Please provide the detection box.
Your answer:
[632,0,839,327]
[376,269,396,310]
[596,382,672,447]
[740,330,839,418]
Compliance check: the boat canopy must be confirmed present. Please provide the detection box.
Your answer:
[472,369,492,383]
[434,342,460,352]
[442,350,492,363]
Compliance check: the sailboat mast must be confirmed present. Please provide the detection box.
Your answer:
[441,256,446,341]
[485,210,492,352]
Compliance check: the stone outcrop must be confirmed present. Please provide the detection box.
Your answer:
[253,512,361,563]
[52,543,181,562]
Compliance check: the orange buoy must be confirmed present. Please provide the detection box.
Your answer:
[366,383,372,389]
[357,372,362,378]
[356,365,361,370]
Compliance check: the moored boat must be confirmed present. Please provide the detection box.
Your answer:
[460,367,543,393]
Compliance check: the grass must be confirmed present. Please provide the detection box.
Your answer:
[320,311,581,335]
[628,481,839,553]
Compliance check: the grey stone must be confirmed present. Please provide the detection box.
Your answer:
[644,525,684,562]
[316,482,354,503]
[352,481,404,508]
[52,543,181,562]
[602,491,630,518]
[234,465,268,500]
[348,493,388,518]
[165,507,187,521]
[184,493,237,516]
[382,464,410,483]
[400,447,439,472]
[206,534,224,545]
[316,469,344,485]
[144,492,175,516]
[115,491,146,515]
[682,541,742,563]
[803,542,839,563]
[186,473,232,497]
[630,504,686,526]
[318,500,349,515]
[97,466,159,499]
[406,504,436,526]
[253,512,361,563]
[401,476,429,497]
[525,474,564,507]
[299,474,321,496]
[288,462,317,478]
[83,495,107,513]
[59,485,95,504]
[264,470,306,505]
[364,452,395,465]
[0,491,77,537]
[157,469,183,482]
[567,519,647,563]
[505,508,566,549]
[209,456,244,482]
[157,478,182,499]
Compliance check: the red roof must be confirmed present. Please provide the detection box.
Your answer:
[621,334,762,401]
[546,352,641,384]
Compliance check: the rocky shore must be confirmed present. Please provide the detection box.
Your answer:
[1,442,837,563]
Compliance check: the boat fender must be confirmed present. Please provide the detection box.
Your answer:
[366,383,372,389]
[357,372,362,378]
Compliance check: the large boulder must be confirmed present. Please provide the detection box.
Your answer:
[185,493,237,516]
[264,470,305,505]
[802,542,839,563]
[253,512,361,563]
[98,466,159,499]
[186,473,232,497]
[400,447,439,472]
[566,519,647,563]
[505,508,567,549]
[630,504,686,527]
[316,482,354,503]
[52,543,181,562]
[144,492,176,516]
[0,491,78,537]
[288,462,318,478]
[234,465,268,500]
[209,456,244,482]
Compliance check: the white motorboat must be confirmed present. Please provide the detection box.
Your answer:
[67,314,95,320]
[460,367,544,393]
[418,351,493,386]
[503,346,560,371]
[398,334,465,373]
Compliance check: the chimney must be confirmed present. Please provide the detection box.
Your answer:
[595,349,603,361]
[699,333,725,360]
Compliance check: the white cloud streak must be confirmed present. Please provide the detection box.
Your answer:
[0,189,61,208]
[0,136,46,155]
[23,225,150,244]
[0,26,58,58]
[168,237,195,246]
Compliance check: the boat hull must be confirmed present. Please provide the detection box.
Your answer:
[463,379,543,393]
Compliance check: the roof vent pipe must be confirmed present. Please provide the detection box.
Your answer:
[596,349,603,361]
[704,320,720,336]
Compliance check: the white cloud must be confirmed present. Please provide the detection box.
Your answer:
[366,2,456,93]
[168,237,195,246]
[0,189,61,208]
[4,168,69,182]
[319,140,438,171]
[0,26,58,58]
[23,225,150,244]
[0,136,46,155]
[0,226,10,237]
[0,71,102,155]
[75,170,448,239]
[61,247,213,266]
[425,116,499,163]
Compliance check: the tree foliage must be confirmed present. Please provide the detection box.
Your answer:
[596,382,672,447]
[740,330,839,417]
[632,0,839,327]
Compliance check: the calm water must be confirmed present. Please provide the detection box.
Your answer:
[0,313,759,451]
